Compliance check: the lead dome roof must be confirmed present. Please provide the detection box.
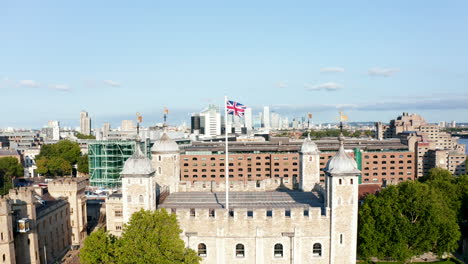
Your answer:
[300,135,319,154]
[121,143,155,175]
[151,133,179,153]
[325,135,360,175]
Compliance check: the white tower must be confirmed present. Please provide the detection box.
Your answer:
[151,133,180,194]
[121,143,157,223]
[299,135,320,191]
[80,111,91,135]
[325,134,360,264]
[262,106,270,129]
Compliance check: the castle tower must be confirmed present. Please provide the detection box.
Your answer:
[324,134,360,264]
[150,133,180,193]
[48,177,88,248]
[8,188,40,264]
[121,142,156,223]
[0,197,16,264]
[299,134,321,191]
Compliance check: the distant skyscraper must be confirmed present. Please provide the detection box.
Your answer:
[451,120,456,128]
[80,111,91,136]
[270,112,280,129]
[244,108,253,131]
[199,105,222,137]
[262,106,270,129]
[103,123,111,139]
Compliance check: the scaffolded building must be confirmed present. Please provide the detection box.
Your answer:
[88,140,151,187]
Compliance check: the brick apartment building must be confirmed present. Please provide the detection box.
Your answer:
[180,137,415,185]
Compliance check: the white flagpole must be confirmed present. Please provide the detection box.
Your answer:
[224,96,229,212]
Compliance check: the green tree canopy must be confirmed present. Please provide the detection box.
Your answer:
[358,181,460,262]
[77,154,89,174]
[36,140,82,177]
[75,132,96,139]
[0,157,23,195]
[80,228,116,264]
[80,209,201,264]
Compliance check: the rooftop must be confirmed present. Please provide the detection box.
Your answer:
[159,191,323,209]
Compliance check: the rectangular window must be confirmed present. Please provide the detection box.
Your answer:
[303,210,309,217]
[266,210,272,217]
[190,208,196,217]
[247,211,253,217]
[209,209,215,218]
[285,210,291,218]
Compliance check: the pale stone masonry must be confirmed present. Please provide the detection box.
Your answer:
[106,133,360,263]
[0,178,88,264]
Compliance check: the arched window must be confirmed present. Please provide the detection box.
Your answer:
[236,244,245,257]
[313,243,322,257]
[350,179,353,185]
[158,155,161,161]
[3,254,6,262]
[274,243,283,257]
[198,243,207,257]
[139,195,143,203]
[339,179,342,185]
[158,167,162,174]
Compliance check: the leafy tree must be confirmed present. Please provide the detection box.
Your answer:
[0,157,23,195]
[78,154,89,174]
[36,140,81,177]
[76,132,96,139]
[80,209,201,264]
[358,181,460,262]
[117,209,200,264]
[36,157,72,176]
[80,228,116,264]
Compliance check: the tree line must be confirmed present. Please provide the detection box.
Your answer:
[36,140,88,176]
[358,168,468,263]
[80,209,200,264]
[0,156,23,195]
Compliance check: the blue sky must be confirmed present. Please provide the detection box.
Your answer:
[1,0,468,128]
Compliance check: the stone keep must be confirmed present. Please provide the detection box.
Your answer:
[325,135,360,264]
[121,143,157,223]
[299,135,321,192]
[151,133,180,193]
[48,177,88,247]
[0,197,16,264]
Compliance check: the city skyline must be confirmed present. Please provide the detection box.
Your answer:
[1,1,468,127]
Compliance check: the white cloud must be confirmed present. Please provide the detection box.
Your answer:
[368,68,400,77]
[305,82,343,91]
[19,80,40,87]
[320,67,345,73]
[276,81,287,88]
[49,84,71,91]
[103,80,121,87]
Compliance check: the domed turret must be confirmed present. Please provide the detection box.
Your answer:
[151,133,179,153]
[300,134,319,154]
[121,143,155,175]
[325,134,360,174]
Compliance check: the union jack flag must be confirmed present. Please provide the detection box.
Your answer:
[226,100,246,117]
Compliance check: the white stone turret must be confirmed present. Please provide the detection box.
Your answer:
[299,134,321,191]
[325,134,360,264]
[121,142,156,223]
[151,133,180,193]
[0,197,16,264]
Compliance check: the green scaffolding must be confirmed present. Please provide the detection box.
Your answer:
[88,140,151,188]
[354,148,362,184]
